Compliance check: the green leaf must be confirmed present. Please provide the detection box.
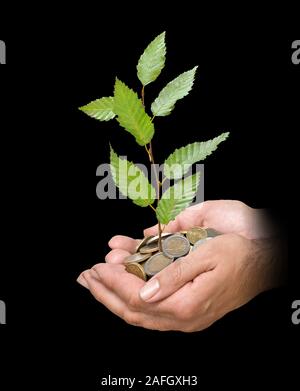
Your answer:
[113,78,154,146]
[151,66,198,117]
[110,146,156,207]
[164,132,230,179]
[156,172,200,224]
[137,32,166,86]
[79,97,115,121]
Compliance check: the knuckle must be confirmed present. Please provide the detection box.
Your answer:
[91,264,102,275]
[127,293,141,310]
[171,262,184,286]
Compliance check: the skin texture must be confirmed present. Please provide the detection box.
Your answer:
[77,200,284,332]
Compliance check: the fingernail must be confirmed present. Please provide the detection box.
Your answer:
[139,279,160,301]
[76,273,89,289]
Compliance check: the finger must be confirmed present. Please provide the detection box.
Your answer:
[92,263,146,307]
[92,262,204,318]
[83,269,128,318]
[139,239,217,303]
[105,249,131,264]
[77,272,89,289]
[84,269,178,330]
[108,235,140,253]
[91,263,175,315]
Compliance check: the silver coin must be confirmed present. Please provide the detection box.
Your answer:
[139,242,159,254]
[136,235,154,252]
[162,234,190,258]
[146,232,173,245]
[144,252,174,276]
[124,252,152,264]
[192,237,213,251]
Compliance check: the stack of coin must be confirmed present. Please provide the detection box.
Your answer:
[124,227,222,281]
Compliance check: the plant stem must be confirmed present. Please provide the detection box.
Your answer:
[141,87,162,251]
[149,204,156,212]
[141,86,145,106]
[148,141,163,252]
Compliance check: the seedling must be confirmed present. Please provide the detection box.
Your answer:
[79,32,229,250]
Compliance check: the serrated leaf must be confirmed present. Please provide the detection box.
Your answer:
[79,97,115,121]
[110,146,156,207]
[113,79,154,146]
[151,66,198,117]
[156,172,200,224]
[137,32,166,86]
[164,132,230,179]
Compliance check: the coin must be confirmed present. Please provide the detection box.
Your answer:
[192,237,213,251]
[186,227,208,244]
[205,228,222,237]
[124,252,152,264]
[125,262,147,281]
[146,232,173,245]
[139,242,160,254]
[162,234,190,258]
[144,252,174,276]
[136,235,154,252]
[180,230,188,235]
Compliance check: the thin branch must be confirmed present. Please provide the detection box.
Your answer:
[149,204,156,212]
[141,86,145,106]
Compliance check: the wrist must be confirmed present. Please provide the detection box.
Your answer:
[246,208,279,239]
[251,237,287,293]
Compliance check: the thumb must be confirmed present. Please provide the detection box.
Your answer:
[139,242,215,303]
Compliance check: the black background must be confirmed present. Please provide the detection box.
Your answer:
[0,9,299,390]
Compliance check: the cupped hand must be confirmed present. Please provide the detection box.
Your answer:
[77,235,277,332]
[77,200,280,331]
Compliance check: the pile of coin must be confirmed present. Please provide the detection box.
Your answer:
[124,227,221,281]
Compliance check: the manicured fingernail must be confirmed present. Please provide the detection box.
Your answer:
[139,279,160,301]
[77,274,89,289]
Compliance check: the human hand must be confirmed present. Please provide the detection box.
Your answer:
[143,200,275,240]
[77,232,282,332]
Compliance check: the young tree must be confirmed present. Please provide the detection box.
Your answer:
[80,32,229,251]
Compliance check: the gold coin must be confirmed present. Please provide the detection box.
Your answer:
[139,242,160,254]
[144,252,174,276]
[124,252,152,264]
[125,262,147,281]
[136,235,154,252]
[162,234,190,258]
[186,227,207,244]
